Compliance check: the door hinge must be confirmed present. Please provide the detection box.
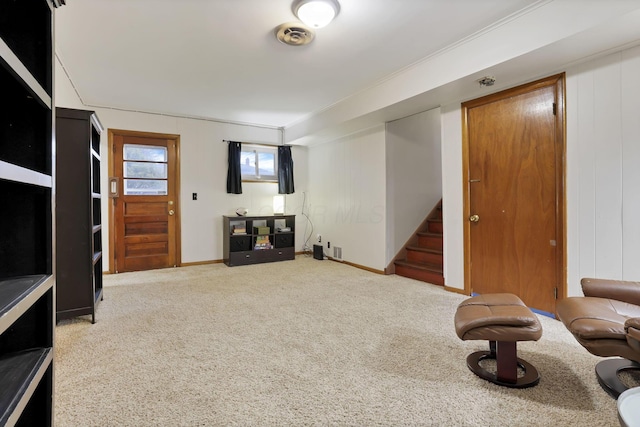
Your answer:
[552,103,557,116]
[554,287,558,299]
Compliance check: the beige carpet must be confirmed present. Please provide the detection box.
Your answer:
[55,256,624,426]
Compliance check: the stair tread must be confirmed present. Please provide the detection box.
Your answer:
[406,246,442,254]
[395,259,443,273]
[417,231,442,237]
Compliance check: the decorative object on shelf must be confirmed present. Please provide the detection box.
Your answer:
[236,207,248,216]
[274,218,288,231]
[254,235,273,250]
[232,225,247,235]
[254,226,270,235]
[273,195,285,215]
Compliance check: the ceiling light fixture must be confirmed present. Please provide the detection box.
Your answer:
[292,0,340,29]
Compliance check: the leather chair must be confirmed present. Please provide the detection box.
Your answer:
[556,278,640,398]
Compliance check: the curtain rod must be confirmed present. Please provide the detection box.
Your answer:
[222,139,289,146]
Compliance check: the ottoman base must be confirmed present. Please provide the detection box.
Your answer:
[595,358,640,399]
[467,340,540,388]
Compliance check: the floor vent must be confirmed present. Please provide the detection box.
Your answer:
[333,247,343,261]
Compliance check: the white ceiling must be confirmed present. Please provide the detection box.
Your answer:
[55,0,640,144]
[55,0,540,126]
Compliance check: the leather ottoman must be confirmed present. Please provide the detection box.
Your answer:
[454,293,543,388]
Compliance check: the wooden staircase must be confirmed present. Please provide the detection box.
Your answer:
[394,200,444,286]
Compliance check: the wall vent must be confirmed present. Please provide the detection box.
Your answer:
[333,247,343,261]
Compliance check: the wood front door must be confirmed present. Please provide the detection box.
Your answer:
[462,74,565,315]
[108,130,180,273]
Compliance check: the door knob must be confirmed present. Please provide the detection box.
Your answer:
[469,214,480,223]
[169,210,175,216]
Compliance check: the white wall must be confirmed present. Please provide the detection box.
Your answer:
[57,43,640,290]
[385,108,442,265]
[565,44,640,295]
[440,104,465,290]
[55,59,309,271]
[441,44,640,296]
[307,126,386,270]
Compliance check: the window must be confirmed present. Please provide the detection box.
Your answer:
[240,144,277,182]
[123,144,168,195]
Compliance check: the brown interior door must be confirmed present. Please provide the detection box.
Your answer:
[109,130,180,273]
[463,74,565,314]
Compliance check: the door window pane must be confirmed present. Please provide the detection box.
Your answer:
[124,179,168,195]
[124,162,167,179]
[124,144,167,162]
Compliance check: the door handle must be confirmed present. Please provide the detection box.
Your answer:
[469,214,480,223]
[169,210,175,216]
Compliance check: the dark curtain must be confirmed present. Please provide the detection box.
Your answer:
[277,145,294,194]
[226,141,242,194]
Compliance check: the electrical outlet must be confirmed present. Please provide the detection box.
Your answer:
[317,234,321,243]
[192,193,197,200]
[327,241,330,248]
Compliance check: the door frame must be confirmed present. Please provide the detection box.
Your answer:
[107,128,182,273]
[461,73,566,304]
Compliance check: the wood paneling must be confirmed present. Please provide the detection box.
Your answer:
[568,45,640,288]
[621,47,640,280]
[124,201,168,216]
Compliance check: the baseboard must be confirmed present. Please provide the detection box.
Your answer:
[444,285,468,295]
[180,259,224,267]
[327,257,385,275]
[530,307,556,319]
[113,255,383,276]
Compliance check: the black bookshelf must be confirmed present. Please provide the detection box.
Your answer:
[56,107,104,323]
[223,215,295,266]
[0,0,63,424]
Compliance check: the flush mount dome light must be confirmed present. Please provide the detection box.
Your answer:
[292,0,340,29]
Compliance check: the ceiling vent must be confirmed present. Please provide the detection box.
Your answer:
[478,76,496,87]
[275,22,315,46]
